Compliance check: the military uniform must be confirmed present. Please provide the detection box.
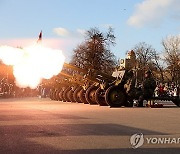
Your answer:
[138,71,156,107]
[123,70,136,106]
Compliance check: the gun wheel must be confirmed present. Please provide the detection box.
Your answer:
[58,88,65,101]
[79,89,89,104]
[73,86,82,103]
[95,87,108,106]
[85,85,98,105]
[49,89,55,100]
[105,85,127,107]
[67,88,76,102]
[52,89,57,100]
[63,86,71,102]
[55,89,62,101]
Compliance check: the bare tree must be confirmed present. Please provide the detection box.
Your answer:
[71,27,117,74]
[162,35,180,84]
[151,50,165,82]
[132,42,156,81]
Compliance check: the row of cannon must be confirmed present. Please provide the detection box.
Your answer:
[49,63,132,107]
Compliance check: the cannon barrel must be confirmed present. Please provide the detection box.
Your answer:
[57,72,85,86]
[63,63,116,83]
[63,63,88,74]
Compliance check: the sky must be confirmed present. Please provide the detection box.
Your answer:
[0,0,179,62]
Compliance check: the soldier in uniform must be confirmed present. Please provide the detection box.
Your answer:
[137,70,156,107]
[123,70,136,106]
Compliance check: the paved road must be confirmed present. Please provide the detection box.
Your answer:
[0,97,179,154]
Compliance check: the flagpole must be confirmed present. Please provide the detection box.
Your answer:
[37,30,42,43]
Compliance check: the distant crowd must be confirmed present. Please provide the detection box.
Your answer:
[0,78,38,98]
[0,78,51,99]
[154,83,179,97]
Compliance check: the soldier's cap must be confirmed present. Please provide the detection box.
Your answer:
[145,70,151,74]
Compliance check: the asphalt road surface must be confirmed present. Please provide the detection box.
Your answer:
[0,97,179,154]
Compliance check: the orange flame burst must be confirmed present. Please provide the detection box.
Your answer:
[0,44,65,89]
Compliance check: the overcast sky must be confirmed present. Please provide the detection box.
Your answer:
[0,0,179,61]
